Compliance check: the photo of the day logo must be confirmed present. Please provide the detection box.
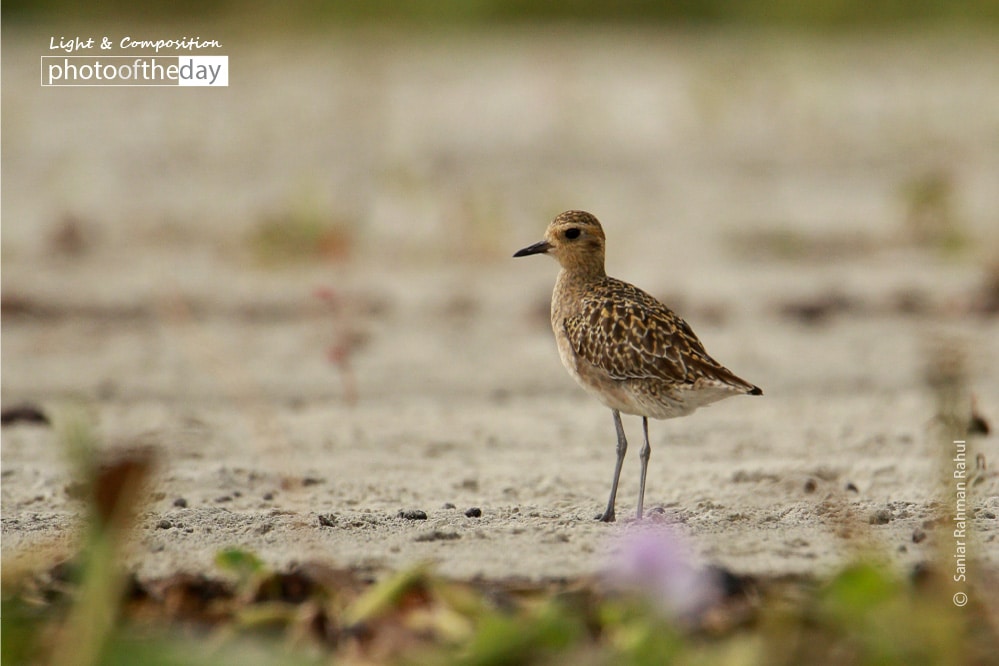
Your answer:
[42,56,228,87]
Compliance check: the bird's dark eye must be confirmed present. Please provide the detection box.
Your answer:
[564,228,581,240]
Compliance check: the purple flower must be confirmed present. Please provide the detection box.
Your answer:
[604,526,718,618]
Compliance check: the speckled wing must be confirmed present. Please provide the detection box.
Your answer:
[563,278,754,392]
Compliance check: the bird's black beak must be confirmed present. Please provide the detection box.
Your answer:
[513,240,551,257]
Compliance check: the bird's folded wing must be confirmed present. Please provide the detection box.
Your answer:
[563,282,741,389]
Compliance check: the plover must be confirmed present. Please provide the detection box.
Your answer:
[514,210,762,522]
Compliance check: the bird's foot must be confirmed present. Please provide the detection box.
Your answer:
[596,510,616,523]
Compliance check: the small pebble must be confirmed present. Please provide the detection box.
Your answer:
[464,507,482,518]
[215,495,232,503]
[442,502,456,510]
[0,404,49,426]
[968,411,990,436]
[398,510,428,520]
[318,514,337,527]
[912,528,927,543]
[173,498,188,508]
[262,492,274,501]
[845,482,859,493]
[869,508,891,525]
[156,519,172,530]
[302,477,323,486]
[803,478,817,493]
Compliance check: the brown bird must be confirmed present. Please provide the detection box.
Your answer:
[515,210,762,522]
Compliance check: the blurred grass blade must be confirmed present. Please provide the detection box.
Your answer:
[343,563,430,627]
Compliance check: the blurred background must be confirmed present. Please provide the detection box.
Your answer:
[3,1,998,394]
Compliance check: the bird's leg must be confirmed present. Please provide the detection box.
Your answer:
[636,417,651,520]
[598,410,628,522]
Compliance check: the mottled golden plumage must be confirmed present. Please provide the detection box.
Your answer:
[561,276,760,416]
[515,210,762,522]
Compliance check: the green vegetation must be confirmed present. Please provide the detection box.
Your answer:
[3,410,997,665]
[5,547,995,664]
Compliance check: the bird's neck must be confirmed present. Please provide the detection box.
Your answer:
[557,260,606,285]
[554,264,606,307]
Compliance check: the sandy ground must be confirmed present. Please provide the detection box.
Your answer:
[2,26,999,584]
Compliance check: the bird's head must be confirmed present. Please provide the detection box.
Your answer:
[513,210,607,277]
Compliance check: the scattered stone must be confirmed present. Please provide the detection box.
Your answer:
[0,404,50,427]
[803,478,817,493]
[398,510,428,521]
[302,477,323,486]
[262,492,274,501]
[912,528,927,543]
[173,498,188,508]
[845,482,859,493]
[215,495,232,503]
[156,519,173,530]
[464,507,482,518]
[969,396,990,436]
[442,502,456,510]
[969,413,990,436]
[317,514,337,527]
[869,508,892,525]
